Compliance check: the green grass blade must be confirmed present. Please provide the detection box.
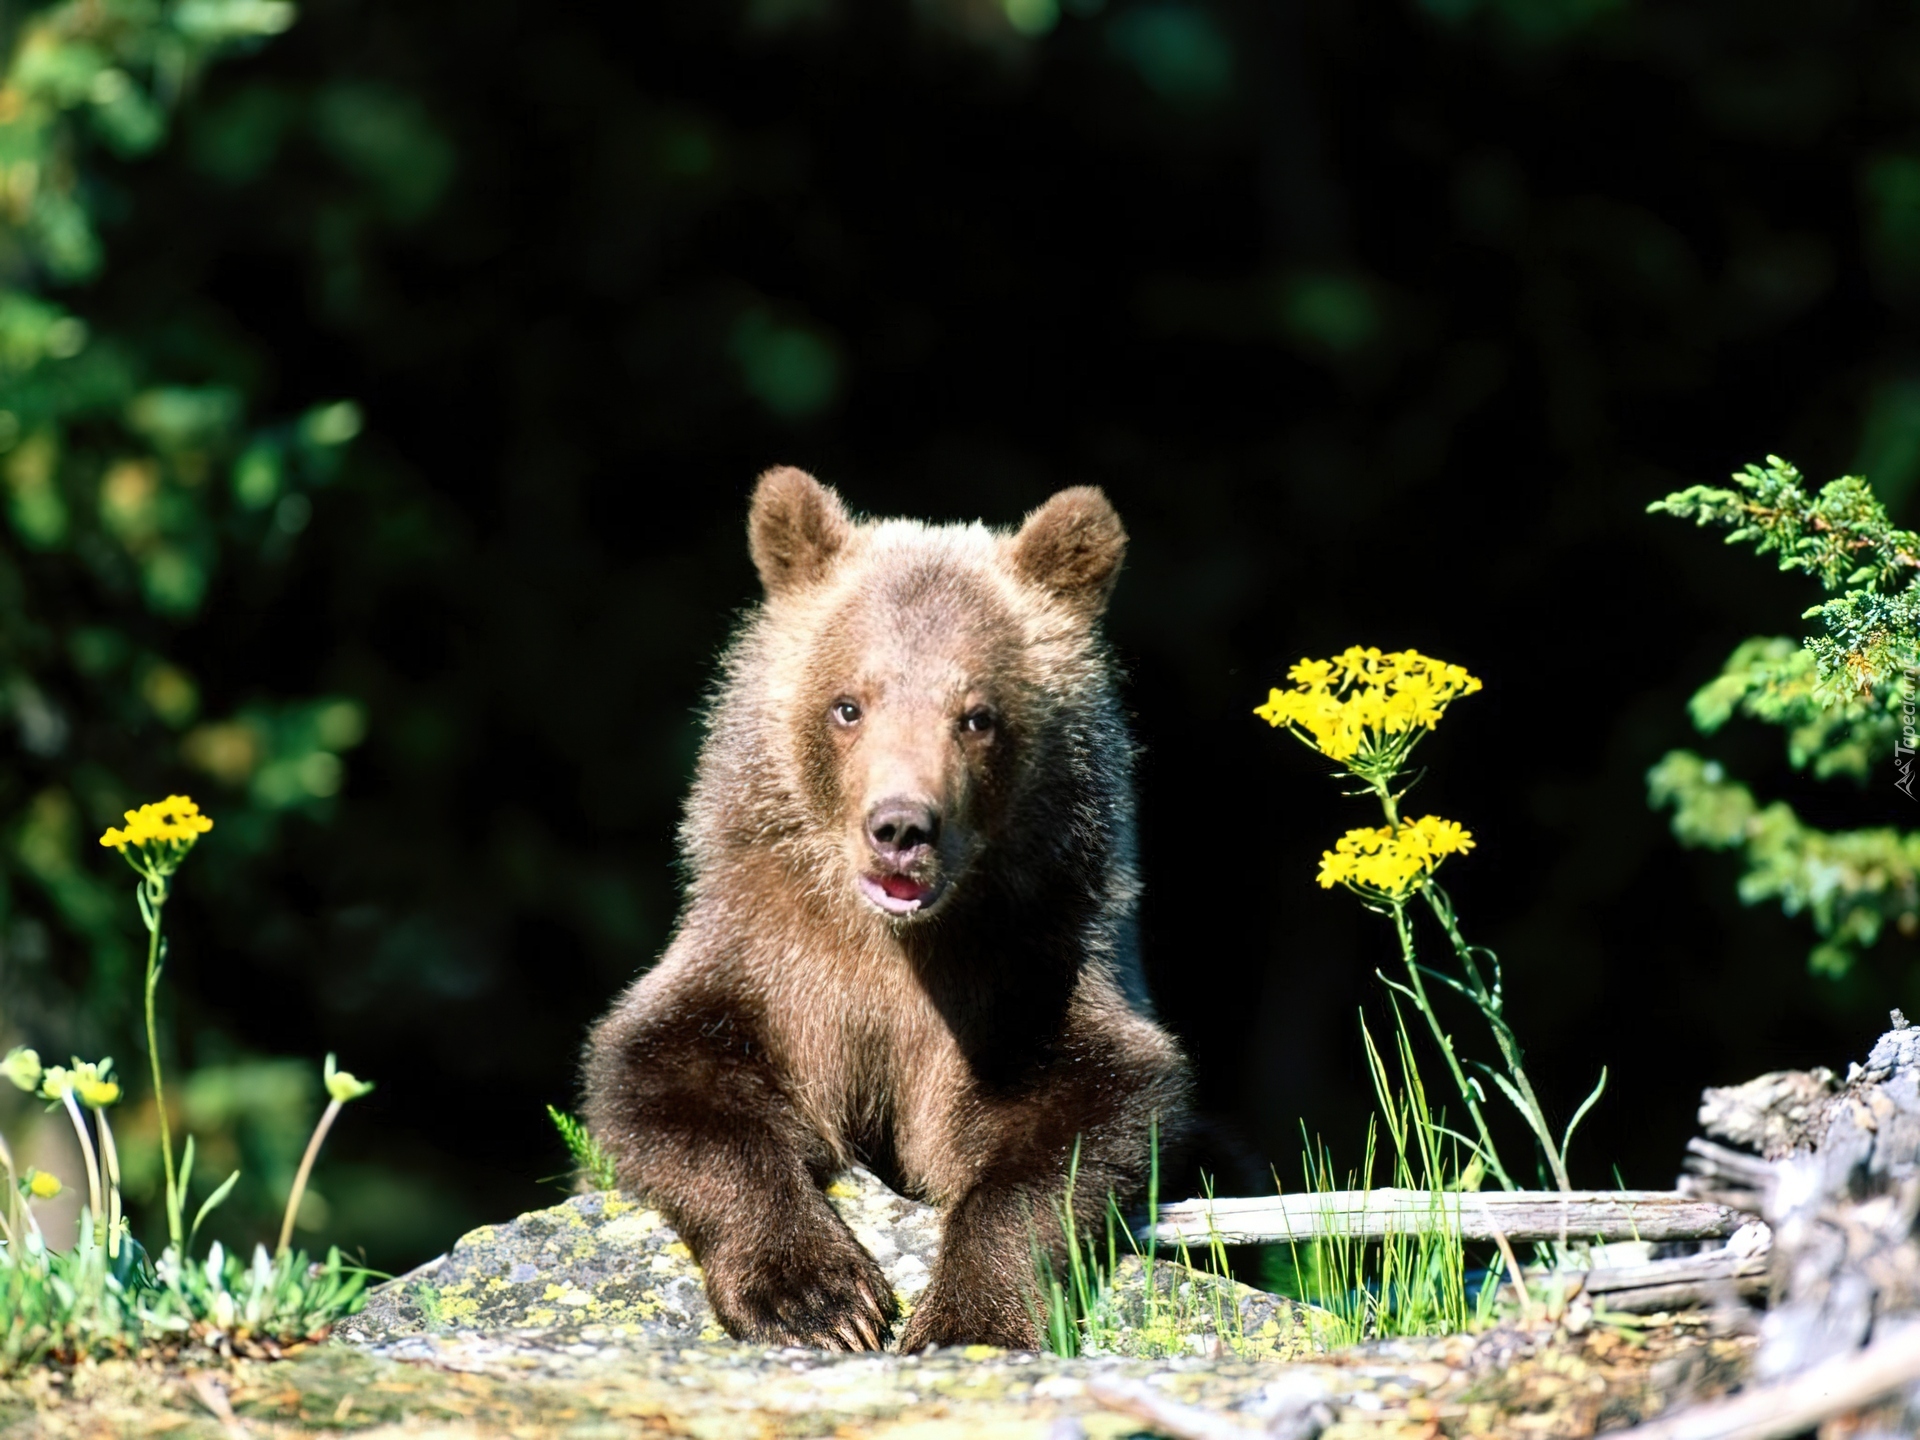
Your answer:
[189,1169,241,1251]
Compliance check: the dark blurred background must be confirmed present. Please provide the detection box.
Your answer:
[4,0,1919,1269]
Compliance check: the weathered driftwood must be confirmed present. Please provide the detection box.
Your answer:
[1697,1066,1836,1161]
[1140,1188,1746,1248]
[1607,1319,1920,1440]
[1090,1017,1920,1440]
[1682,1016,1920,1379]
[1656,1012,1920,1436]
[1577,1245,1770,1315]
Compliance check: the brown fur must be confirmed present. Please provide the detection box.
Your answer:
[583,469,1192,1353]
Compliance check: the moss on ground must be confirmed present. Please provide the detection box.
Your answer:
[0,1314,1754,1438]
[4,1171,1756,1437]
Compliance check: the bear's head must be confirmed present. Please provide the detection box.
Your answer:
[743,466,1127,925]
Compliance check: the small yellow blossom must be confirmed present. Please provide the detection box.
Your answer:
[99,794,212,882]
[39,1058,119,1108]
[26,1169,62,1199]
[323,1053,375,1104]
[1316,815,1476,899]
[1401,814,1475,862]
[99,794,213,850]
[1255,647,1482,766]
[79,1076,120,1107]
[1,1047,41,1093]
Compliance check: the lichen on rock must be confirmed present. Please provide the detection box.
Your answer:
[338,1166,944,1350]
[338,1165,1326,1363]
[1088,1255,1340,1361]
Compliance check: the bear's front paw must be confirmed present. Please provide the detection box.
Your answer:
[703,1225,898,1351]
[897,1280,1040,1354]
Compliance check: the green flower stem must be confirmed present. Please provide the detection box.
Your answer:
[0,1132,44,1246]
[1387,899,1515,1191]
[94,1107,122,1259]
[277,1097,342,1256]
[1419,885,1573,1193]
[0,1131,17,1246]
[1362,771,1519,1191]
[56,1088,103,1224]
[139,870,182,1249]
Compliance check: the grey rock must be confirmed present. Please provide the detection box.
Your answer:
[339,1166,941,1350]
[337,1166,1332,1365]
[1085,1255,1338,1361]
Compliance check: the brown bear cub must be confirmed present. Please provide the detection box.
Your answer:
[583,468,1191,1353]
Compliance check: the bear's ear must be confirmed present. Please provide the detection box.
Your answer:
[1009,486,1128,619]
[749,466,852,596]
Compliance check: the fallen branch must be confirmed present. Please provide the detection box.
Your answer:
[1141,1189,1746,1247]
[1605,1320,1920,1440]
[1581,1251,1765,1298]
[1582,1248,1770,1314]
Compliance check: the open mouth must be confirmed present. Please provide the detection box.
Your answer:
[857,871,942,917]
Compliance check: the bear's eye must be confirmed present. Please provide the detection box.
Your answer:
[831,700,863,727]
[961,708,995,736]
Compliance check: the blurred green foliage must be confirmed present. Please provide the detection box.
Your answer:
[1650,460,1918,978]
[0,0,372,1251]
[730,310,840,420]
[1109,6,1235,105]
[1417,0,1622,41]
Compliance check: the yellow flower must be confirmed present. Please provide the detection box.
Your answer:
[78,1076,120,1107]
[99,795,212,880]
[1255,648,1482,766]
[1316,848,1357,888]
[40,1058,118,1107]
[99,793,213,850]
[1401,814,1475,863]
[1,1047,41,1093]
[1334,645,1386,685]
[323,1053,375,1104]
[26,1169,61,1199]
[1315,816,1475,899]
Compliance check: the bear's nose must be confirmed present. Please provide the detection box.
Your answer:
[867,798,940,864]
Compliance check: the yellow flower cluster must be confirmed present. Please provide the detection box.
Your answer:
[1255,647,1482,763]
[39,1058,120,1108]
[99,794,213,852]
[1316,815,1476,897]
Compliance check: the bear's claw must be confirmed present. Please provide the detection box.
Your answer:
[704,1225,898,1352]
[896,1278,1040,1354]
